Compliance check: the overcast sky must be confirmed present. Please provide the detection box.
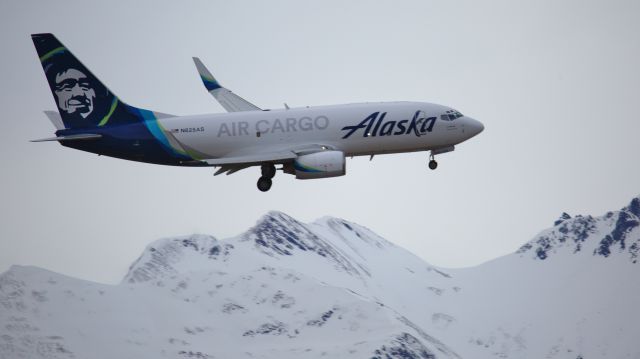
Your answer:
[1,0,639,284]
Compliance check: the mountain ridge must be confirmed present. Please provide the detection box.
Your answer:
[516,196,640,263]
[1,196,639,358]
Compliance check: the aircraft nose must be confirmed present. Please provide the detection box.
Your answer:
[465,117,484,137]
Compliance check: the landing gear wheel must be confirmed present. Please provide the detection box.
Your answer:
[261,163,276,179]
[428,159,438,170]
[257,177,273,192]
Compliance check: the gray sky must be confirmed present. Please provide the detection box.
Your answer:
[1,0,639,284]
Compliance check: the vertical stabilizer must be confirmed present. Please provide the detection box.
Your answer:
[31,33,148,130]
[43,110,65,130]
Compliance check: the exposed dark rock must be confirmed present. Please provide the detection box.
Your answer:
[371,333,436,359]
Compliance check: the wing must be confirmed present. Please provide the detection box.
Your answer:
[193,57,261,112]
[207,144,332,176]
[206,151,295,176]
[205,150,297,167]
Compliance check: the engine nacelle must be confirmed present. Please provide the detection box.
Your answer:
[292,151,346,179]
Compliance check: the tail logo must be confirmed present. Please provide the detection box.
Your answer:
[34,34,117,129]
[53,68,96,119]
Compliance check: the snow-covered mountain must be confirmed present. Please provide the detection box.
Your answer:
[443,197,640,358]
[1,197,639,359]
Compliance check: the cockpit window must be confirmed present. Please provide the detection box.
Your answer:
[440,110,463,121]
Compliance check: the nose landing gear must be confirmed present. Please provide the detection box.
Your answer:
[427,146,454,170]
[428,154,438,170]
[257,163,276,192]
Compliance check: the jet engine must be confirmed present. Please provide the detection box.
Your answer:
[292,151,345,179]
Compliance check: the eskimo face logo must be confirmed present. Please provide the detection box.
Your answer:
[53,68,96,118]
[341,110,437,139]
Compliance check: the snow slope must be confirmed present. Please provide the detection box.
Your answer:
[1,197,639,358]
[445,197,640,358]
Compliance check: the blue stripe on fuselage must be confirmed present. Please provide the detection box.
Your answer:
[133,108,191,160]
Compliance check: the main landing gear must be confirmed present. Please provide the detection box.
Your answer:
[428,153,438,170]
[257,163,276,192]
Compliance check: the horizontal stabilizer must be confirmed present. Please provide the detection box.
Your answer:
[31,134,102,142]
[192,57,261,113]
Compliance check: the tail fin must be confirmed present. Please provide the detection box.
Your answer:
[31,33,143,130]
[43,110,65,130]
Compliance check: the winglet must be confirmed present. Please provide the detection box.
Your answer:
[193,57,221,91]
[191,57,261,113]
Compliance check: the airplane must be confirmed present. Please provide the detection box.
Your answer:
[31,33,484,192]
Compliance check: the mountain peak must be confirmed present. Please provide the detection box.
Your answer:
[123,234,226,284]
[516,198,640,263]
[623,196,640,218]
[316,216,395,250]
[593,209,639,261]
[242,212,365,276]
[258,210,297,225]
[554,212,572,226]
[244,211,319,255]
[125,211,378,286]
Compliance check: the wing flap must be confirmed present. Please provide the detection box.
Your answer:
[204,151,296,166]
[213,164,253,176]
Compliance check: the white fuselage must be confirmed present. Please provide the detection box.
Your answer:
[159,101,483,160]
